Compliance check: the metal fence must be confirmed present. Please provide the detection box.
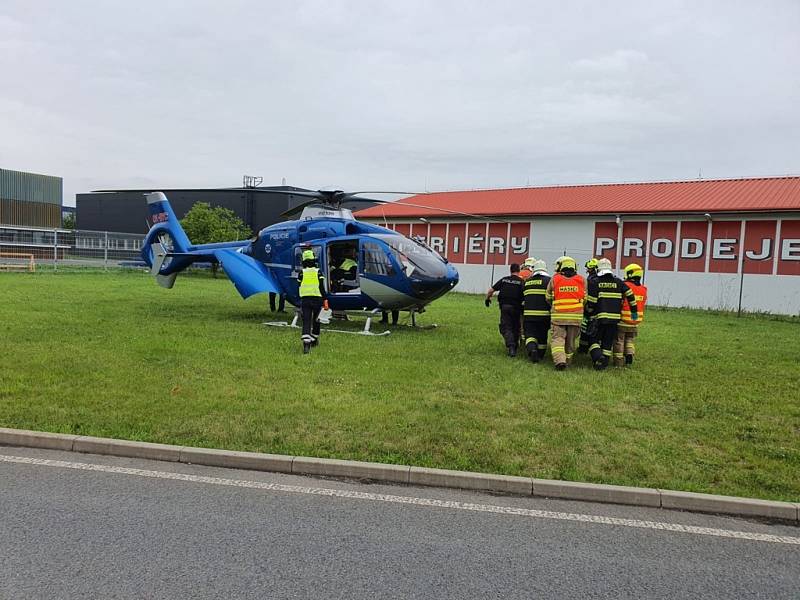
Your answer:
[0,224,146,271]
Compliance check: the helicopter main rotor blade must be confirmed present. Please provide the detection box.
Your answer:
[280,199,326,218]
[343,191,427,197]
[358,197,521,224]
[258,190,327,199]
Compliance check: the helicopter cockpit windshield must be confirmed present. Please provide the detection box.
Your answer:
[375,235,447,279]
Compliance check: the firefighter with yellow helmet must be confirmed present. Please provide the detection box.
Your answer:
[545,256,585,370]
[614,263,648,366]
[297,248,329,354]
[578,258,600,353]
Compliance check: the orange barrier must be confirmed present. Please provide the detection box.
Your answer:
[0,252,35,272]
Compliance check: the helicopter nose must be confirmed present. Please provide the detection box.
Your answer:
[409,268,458,301]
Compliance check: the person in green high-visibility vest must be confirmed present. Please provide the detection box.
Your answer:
[297,249,329,354]
[331,246,358,292]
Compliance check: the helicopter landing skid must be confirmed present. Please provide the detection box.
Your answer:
[263,309,391,336]
[408,310,438,330]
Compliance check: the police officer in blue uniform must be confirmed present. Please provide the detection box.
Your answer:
[485,263,525,357]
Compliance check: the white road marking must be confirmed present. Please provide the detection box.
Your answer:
[2,453,798,546]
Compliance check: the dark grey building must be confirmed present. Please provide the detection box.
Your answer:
[76,186,363,234]
[0,167,63,228]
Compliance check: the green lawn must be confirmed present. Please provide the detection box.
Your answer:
[1,270,799,501]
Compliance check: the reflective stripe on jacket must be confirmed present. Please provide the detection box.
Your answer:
[523,274,551,319]
[338,258,357,271]
[299,267,322,297]
[621,281,647,326]
[549,273,585,321]
[586,274,635,323]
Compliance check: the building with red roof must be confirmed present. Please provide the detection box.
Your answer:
[356,176,800,314]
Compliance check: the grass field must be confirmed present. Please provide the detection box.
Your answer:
[1,270,799,501]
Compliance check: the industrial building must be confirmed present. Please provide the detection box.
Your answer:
[0,168,63,228]
[77,186,374,234]
[356,176,800,315]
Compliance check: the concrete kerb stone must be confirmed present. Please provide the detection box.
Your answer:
[660,489,798,522]
[533,478,662,508]
[292,456,410,484]
[72,436,183,462]
[409,466,533,496]
[180,447,293,474]
[0,427,77,451]
[0,427,798,523]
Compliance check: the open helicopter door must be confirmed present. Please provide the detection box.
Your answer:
[327,239,361,295]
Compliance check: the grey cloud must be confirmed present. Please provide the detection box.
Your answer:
[0,0,798,206]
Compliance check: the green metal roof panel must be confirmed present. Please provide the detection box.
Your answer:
[0,168,62,205]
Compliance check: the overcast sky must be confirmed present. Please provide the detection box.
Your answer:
[1,1,798,206]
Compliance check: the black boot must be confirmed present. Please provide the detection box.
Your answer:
[303,342,311,354]
[555,362,567,371]
[507,345,517,358]
[625,354,633,365]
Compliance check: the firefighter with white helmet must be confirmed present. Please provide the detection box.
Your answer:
[522,259,551,362]
[584,258,637,370]
[519,257,537,280]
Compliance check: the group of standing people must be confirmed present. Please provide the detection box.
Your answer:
[485,256,648,370]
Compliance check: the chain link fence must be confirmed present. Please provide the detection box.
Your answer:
[0,224,146,271]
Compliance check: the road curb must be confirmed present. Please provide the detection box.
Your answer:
[73,435,183,462]
[293,456,411,483]
[532,478,661,507]
[1,427,797,523]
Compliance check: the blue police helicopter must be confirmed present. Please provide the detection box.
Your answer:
[140,190,459,326]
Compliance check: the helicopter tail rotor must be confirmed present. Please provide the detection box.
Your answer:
[142,192,192,287]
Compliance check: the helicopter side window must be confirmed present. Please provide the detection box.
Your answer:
[294,246,323,272]
[362,241,393,276]
[328,241,360,294]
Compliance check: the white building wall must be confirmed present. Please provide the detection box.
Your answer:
[527,217,596,269]
[368,212,800,315]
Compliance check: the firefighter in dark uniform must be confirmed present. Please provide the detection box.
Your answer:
[584,258,637,370]
[297,249,329,354]
[522,259,551,362]
[485,263,525,357]
[578,258,599,353]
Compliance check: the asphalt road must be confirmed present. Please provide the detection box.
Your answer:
[1,446,798,599]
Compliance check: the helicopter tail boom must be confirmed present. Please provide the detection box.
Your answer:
[145,192,191,252]
[140,192,198,287]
